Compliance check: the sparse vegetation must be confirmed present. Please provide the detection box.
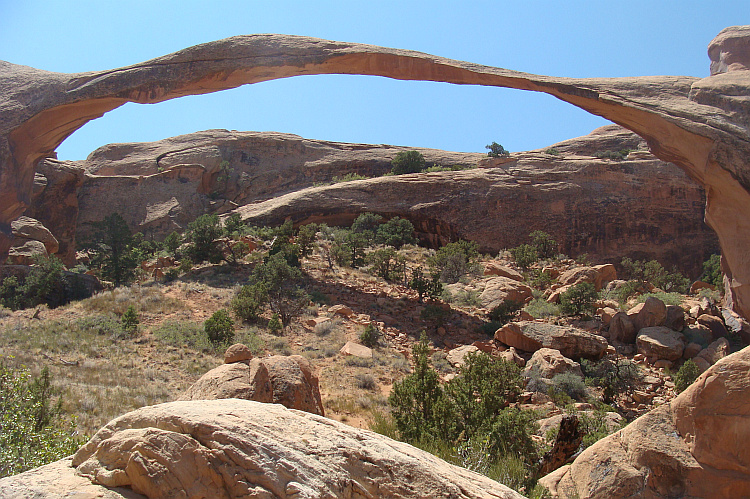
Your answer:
[674,359,700,393]
[510,244,538,270]
[485,142,510,157]
[204,309,235,347]
[391,150,426,175]
[559,282,597,317]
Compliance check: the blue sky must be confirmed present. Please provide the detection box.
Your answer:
[2,1,746,160]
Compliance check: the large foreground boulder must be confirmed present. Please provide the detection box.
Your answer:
[540,345,750,498]
[0,400,526,499]
[495,321,608,360]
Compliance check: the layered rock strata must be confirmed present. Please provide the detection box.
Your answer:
[1,27,749,317]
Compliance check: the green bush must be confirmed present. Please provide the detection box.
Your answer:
[85,213,139,287]
[582,358,641,403]
[367,247,406,282]
[296,223,318,258]
[594,149,632,161]
[420,304,451,326]
[428,240,480,283]
[559,282,597,317]
[510,244,538,270]
[391,150,426,175]
[359,323,380,348]
[701,254,723,289]
[375,217,416,249]
[231,284,268,322]
[268,313,283,335]
[351,212,382,243]
[223,213,245,236]
[485,142,510,157]
[550,372,588,401]
[163,231,182,257]
[121,305,139,334]
[529,231,557,259]
[204,309,235,347]
[620,257,690,294]
[153,320,211,351]
[488,300,522,326]
[409,267,443,302]
[0,364,83,477]
[674,359,701,393]
[184,214,224,264]
[524,298,560,319]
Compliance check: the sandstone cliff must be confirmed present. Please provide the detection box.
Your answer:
[2,27,749,318]
[30,125,718,275]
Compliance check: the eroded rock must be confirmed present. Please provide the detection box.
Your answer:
[495,321,608,359]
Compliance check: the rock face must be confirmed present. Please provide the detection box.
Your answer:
[0,399,525,499]
[2,30,750,317]
[183,355,324,416]
[541,345,750,498]
[25,125,717,275]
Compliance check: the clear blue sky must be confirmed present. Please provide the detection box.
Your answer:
[2,1,746,160]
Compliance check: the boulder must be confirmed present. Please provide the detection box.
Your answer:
[683,342,703,359]
[696,337,730,366]
[446,344,479,367]
[498,346,526,367]
[482,261,524,281]
[339,341,373,358]
[542,345,750,498]
[10,216,59,254]
[329,304,354,317]
[696,313,729,340]
[608,311,637,344]
[495,321,608,360]
[182,355,324,416]
[223,343,253,363]
[690,280,716,295]
[683,324,714,347]
[597,306,617,326]
[524,348,583,379]
[6,239,49,265]
[63,400,525,499]
[664,305,685,332]
[636,326,686,361]
[557,264,616,292]
[479,277,533,310]
[628,296,667,331]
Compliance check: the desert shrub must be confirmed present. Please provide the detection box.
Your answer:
[268,314,283,335]
[424,164,473,172]
[153,320,212,351]
[620,257,690,294]
[331,230,368,268]
[204,309,235,347]
[545,148,560,155]
[359,323,380,348]
[0,364,83,477]
[594,149,631,161]
[530,269,555,290]
[163,231,182,257]
[420,304,451,326]
[510,244,538,270]
[431,351,454,373]
[234,327,266,355]
[488,300,522,326]
[582,358,641,403]
[579,408,625,450]
[391,150,426,175]
[409,267,443,301]
[485,142,510,157]
[85,213,139,287]
[701,253,723,289]
[550,372,589,401]
[479,320,503,337]
[308,289,330,305]
[1,255,87,310]
[184,214,224,264]
[674,359,701,394]
[355,373,377,391]
[296,223,318,258]
[559,282,597,317]
[223,212,245,237]
[529,231,557,259]
[524,298,560,318]
[375,217,416,249]
[121,305,139,334]
[635,291,682,306]
[231,283,268,322]
[351,212,382,242]
[428,240,480,284]
[367,247,406,282]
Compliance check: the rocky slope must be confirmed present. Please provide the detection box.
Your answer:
[27,125,718,276]
[1,27,750,318]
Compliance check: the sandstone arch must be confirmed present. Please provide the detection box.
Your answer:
[1,27,749,317]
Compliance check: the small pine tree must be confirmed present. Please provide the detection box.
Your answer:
[485,142,509,157]
[391,151,426,175]
[360,323,380,348]
[121,305,139,334]
[268,313,283,335]
[559,282,598,317]
[510,244,538,270]
[204,309,235,347]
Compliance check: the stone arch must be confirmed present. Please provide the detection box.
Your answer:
[1,28,749,317]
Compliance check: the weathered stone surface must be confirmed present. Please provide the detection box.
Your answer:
[479,277,533,310]
[696,337,730,366]
[339,341,373,358]
[10,216,58,254]
[524,348,583,379]
[697,313,729,340]
[223,343,253,364]
[608,311,637,344]
[63,399,524,499]
[498,346,526,367]
[495,321,608,359]
[446,344,479,367]
[7,238,48,265]
[482,261,524,281]
[182,355,324,416]
[636,326,686,361]
[544,344,750,498]
[664,305,685,332]
[558,265,615,292]
[5,30,749,316]
[628,297,667,332]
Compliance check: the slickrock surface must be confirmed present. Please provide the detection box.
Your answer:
[0,399,526,499]
[540,345,750,498]
[2,28,750,316]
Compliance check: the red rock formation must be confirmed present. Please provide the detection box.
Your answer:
[1,28,749,317]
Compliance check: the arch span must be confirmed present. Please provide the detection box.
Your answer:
[1,28,749,317]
